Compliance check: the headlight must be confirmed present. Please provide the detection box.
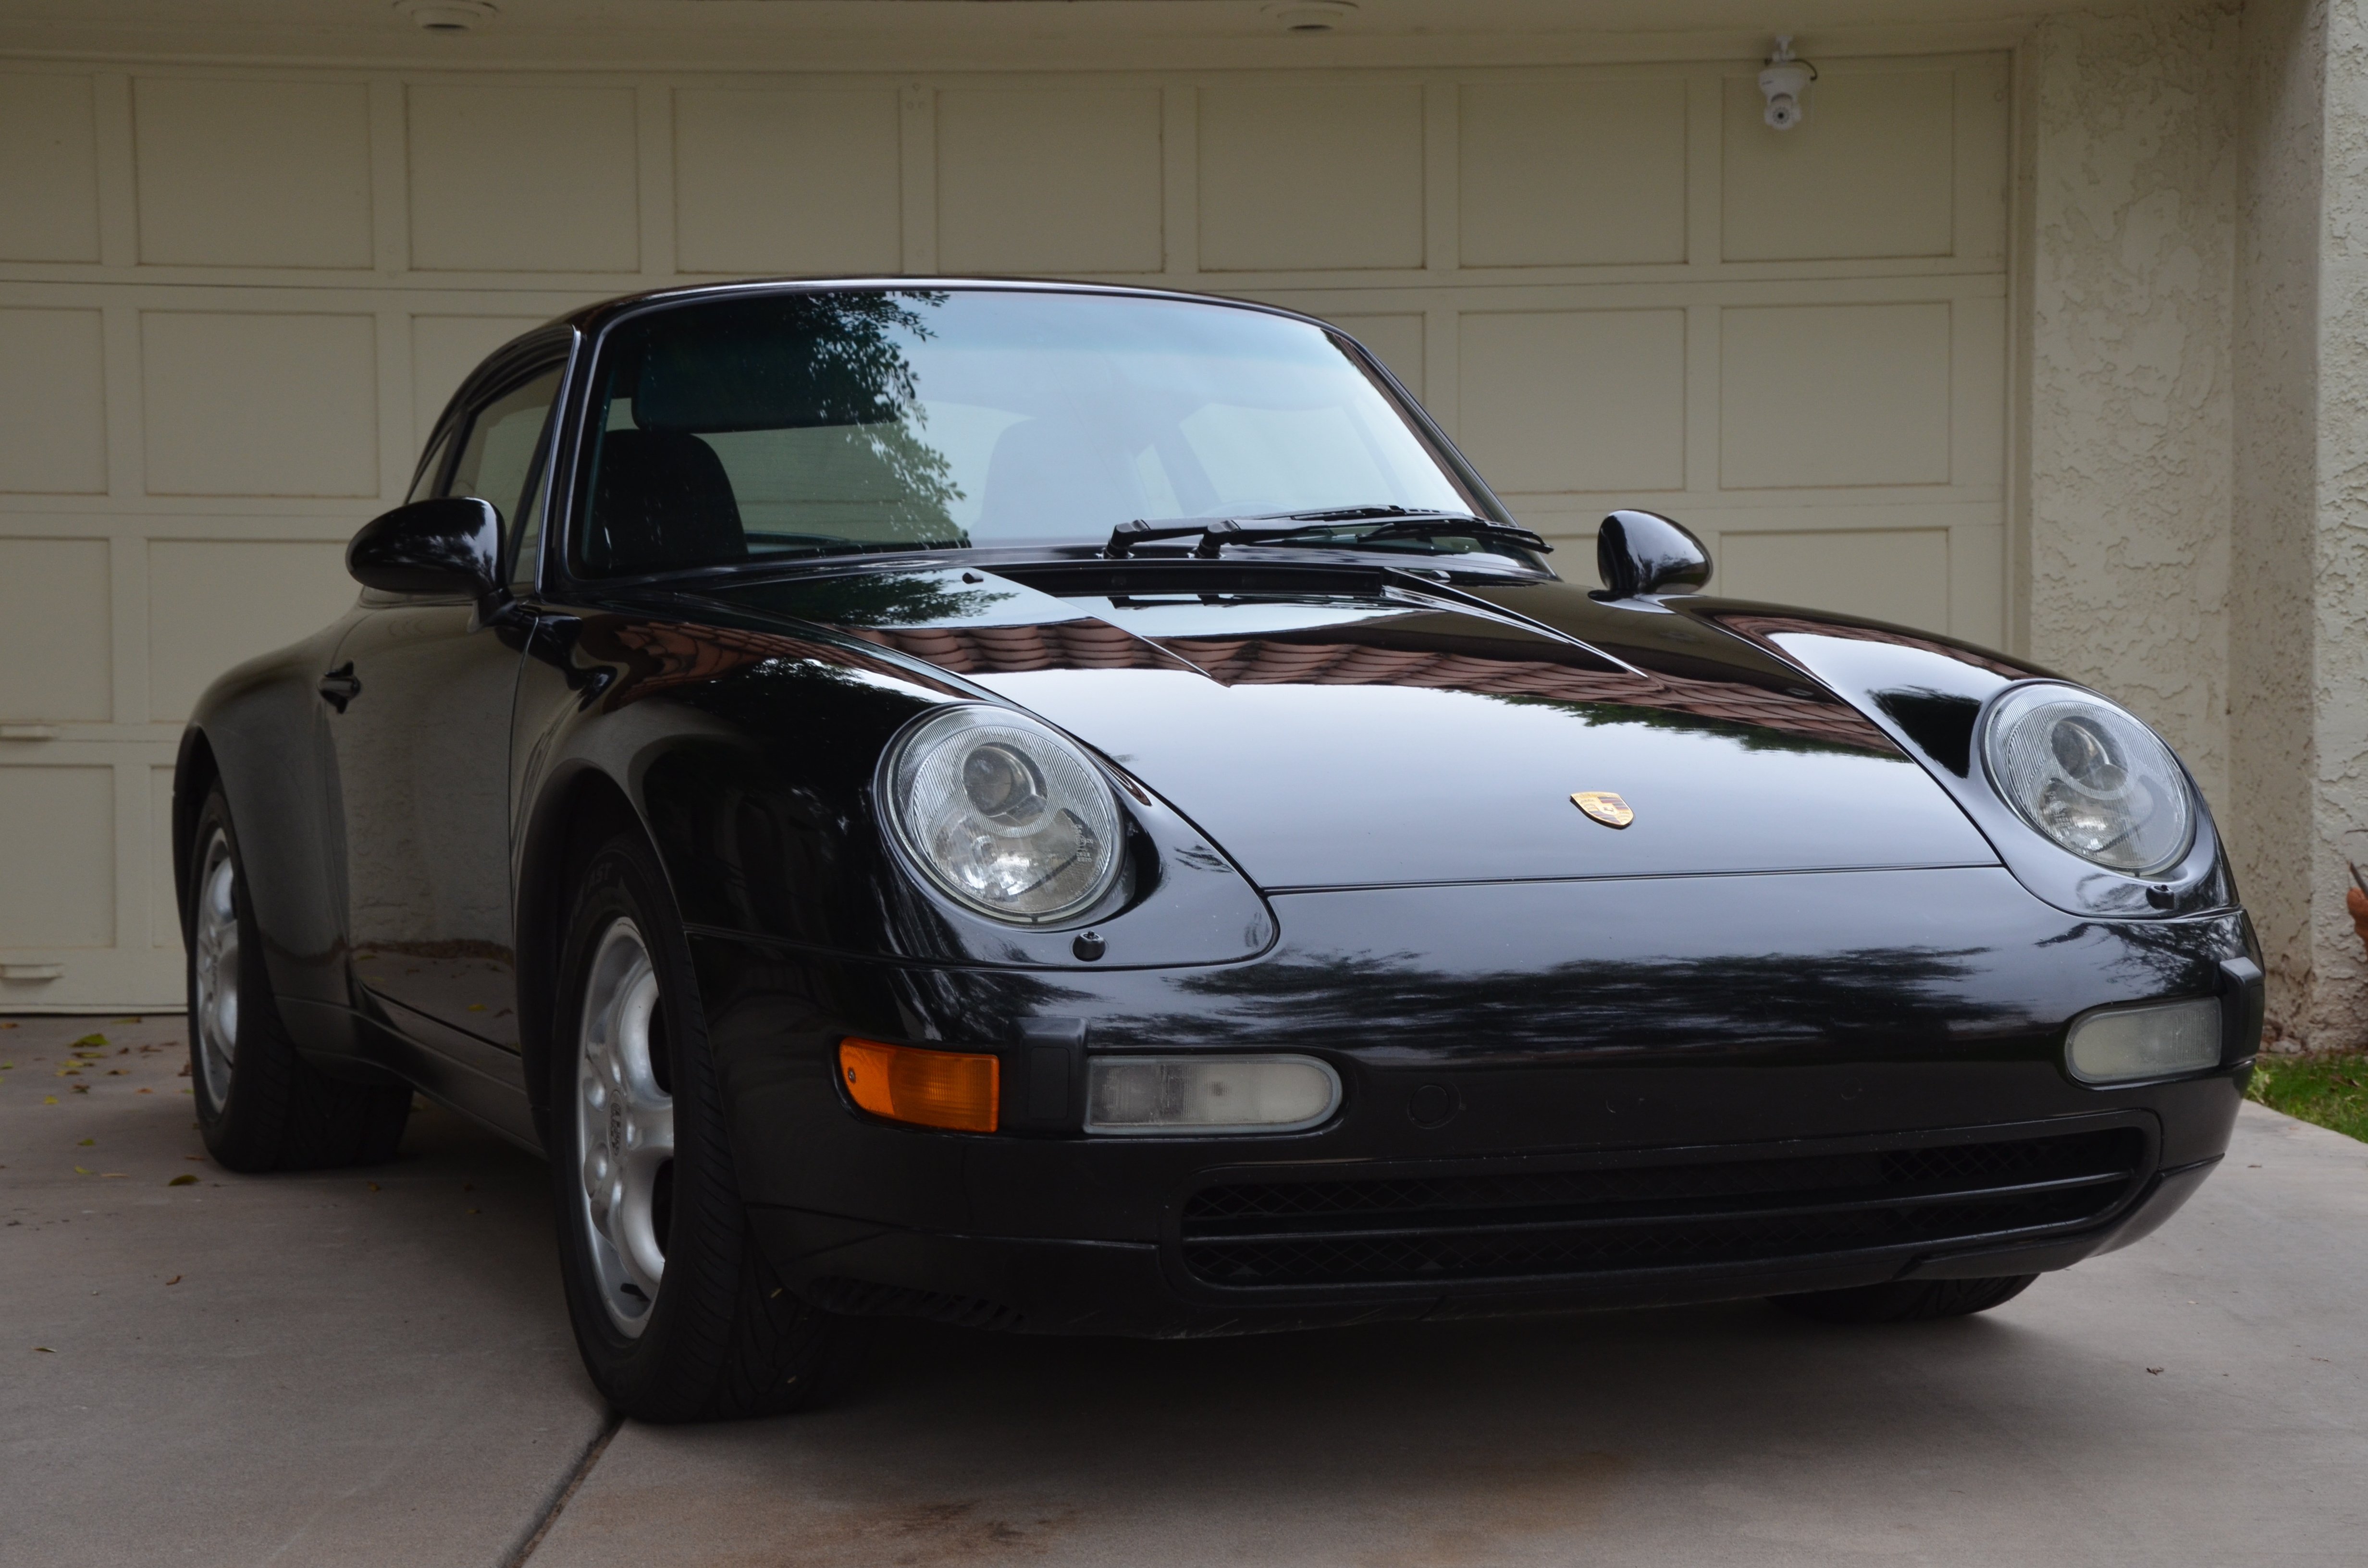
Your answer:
[2064,997,2222,1083]
[1982,684,2193,875]
[886,704,1124,923]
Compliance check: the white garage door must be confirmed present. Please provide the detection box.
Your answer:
[0,54,2009,1009]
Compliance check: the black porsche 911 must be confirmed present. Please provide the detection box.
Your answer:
[177,280,2261,1421]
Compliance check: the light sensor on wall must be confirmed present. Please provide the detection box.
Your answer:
[397,0,496,31]
[1759,36,1817,129]
[1264,1,1356,32]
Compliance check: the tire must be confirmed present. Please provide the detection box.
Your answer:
[547,828,866,1422]
[186,783,411,1172]
[1771,1274,2039,1325]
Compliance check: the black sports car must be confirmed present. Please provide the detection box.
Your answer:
[177,281,2261,1421]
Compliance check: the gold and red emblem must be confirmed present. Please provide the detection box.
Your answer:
[1569,791,1635,829]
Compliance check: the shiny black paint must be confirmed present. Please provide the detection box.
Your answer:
[1595,508,1711,600]
[345,497,504,602]
[175,279,2258,1337]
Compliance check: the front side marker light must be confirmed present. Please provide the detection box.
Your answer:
[2064,998,2222,1084]
[839,1038,999,1132]
[1086,1055,1341,1136]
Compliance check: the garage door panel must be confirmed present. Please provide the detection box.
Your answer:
[142,312,379,497]
[407,84,640,273]
[1716,526,1952,632]
[411,314,552,446]
[0,766,115,948]
[0,539,111,723]
[938,88,1164,275]
[1720,302,1951,489]
[0,307,107,495]
[1199,85,1424,272]
[0,73,100,263]
[146,539,354,724]
[1459,309,1686,494]
[1322,312,1425,397]
[132,77,372,269]
[1458,79,1687,267]
[1722,69,1955,262]
[673,88,902,276]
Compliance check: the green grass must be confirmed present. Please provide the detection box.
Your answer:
[2246,1052,2368,1143]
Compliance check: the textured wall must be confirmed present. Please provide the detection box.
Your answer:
[2301,0,2368,1044]
[2024,3,2239,818]
[2233,0,2327,1036]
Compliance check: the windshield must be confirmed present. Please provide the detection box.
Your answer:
[569,289,1500,576]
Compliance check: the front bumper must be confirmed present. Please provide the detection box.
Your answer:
[693,868,2256,1336]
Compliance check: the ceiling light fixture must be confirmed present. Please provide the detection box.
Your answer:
[397,0,497,32]
[1264,2,1356,33]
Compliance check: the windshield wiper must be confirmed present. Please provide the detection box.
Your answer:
[1104,508,1551,560]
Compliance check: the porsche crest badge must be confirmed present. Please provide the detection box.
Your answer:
[1570,791,1635,829]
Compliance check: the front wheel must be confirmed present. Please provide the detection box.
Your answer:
[1771,1274,2038,1324]
[548,829,865,1421]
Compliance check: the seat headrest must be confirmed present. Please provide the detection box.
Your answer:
[585,429,747,576]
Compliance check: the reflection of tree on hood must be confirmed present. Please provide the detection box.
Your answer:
[625,290,963,545]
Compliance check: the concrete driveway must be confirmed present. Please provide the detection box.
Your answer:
[8,1011,2366,1568]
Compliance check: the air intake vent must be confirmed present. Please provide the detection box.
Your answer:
[1178,1127,2146,1291]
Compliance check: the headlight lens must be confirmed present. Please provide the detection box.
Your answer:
[2064,997,2222,1083]
[1982,684,2193,875]
[887,705,1123,923]
[1085,1055,1342,1135]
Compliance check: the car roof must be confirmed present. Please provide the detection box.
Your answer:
[539,276,1333,340]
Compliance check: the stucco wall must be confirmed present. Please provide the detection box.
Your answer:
[2233,0,2327,1036]
[2023,3,2239,822]
[2300,0,2368,1044]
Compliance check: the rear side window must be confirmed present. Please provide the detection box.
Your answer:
[445,367,564,578]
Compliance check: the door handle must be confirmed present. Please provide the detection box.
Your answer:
[318,662,362,713]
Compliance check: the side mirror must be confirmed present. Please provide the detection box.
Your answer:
[347,497,502,600]
[1595,509,1711,600]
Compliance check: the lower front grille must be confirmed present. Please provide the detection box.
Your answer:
[1177,1127,2147,1290]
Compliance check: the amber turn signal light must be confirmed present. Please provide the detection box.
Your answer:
[838,1039,1000,1133]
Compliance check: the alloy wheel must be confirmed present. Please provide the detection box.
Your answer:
[575,917,675,1337]
[192,829,240,1108]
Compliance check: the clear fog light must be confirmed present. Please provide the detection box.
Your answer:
[2065,997,2222,1083]
[1085,1055,1340,1135]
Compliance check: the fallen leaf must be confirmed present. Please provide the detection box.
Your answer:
[185,1155,203,1161]
[74,1166,91,1174]
[367,1182,381,1192]
[166,1275,182,1286]
[100,1173,126,1179]
[106,1069,127,1076]
[168,1175,197,1187]
[176,1065,189,1077]
[71,1034,106,1048]
[42,1096,57,1105]
[72,1085,88,1094]
[2147,1367,2164,1375]
[76,1138,93,1147]
[467,1003,487,1012]
[33,1347,52,1353]
[136,1088,151,1094]
[466,1208,481,1215]
[462,1182,475,1192]
[115,1017,143,1024]
[0,1021,16,1028]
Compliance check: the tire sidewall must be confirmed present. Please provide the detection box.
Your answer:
[548,832,746,1415]
[185,786,251,1131]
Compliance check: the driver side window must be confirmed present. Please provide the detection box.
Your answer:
[444,367,563,584]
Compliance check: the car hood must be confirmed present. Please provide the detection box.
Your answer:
[689,567,1999,891]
